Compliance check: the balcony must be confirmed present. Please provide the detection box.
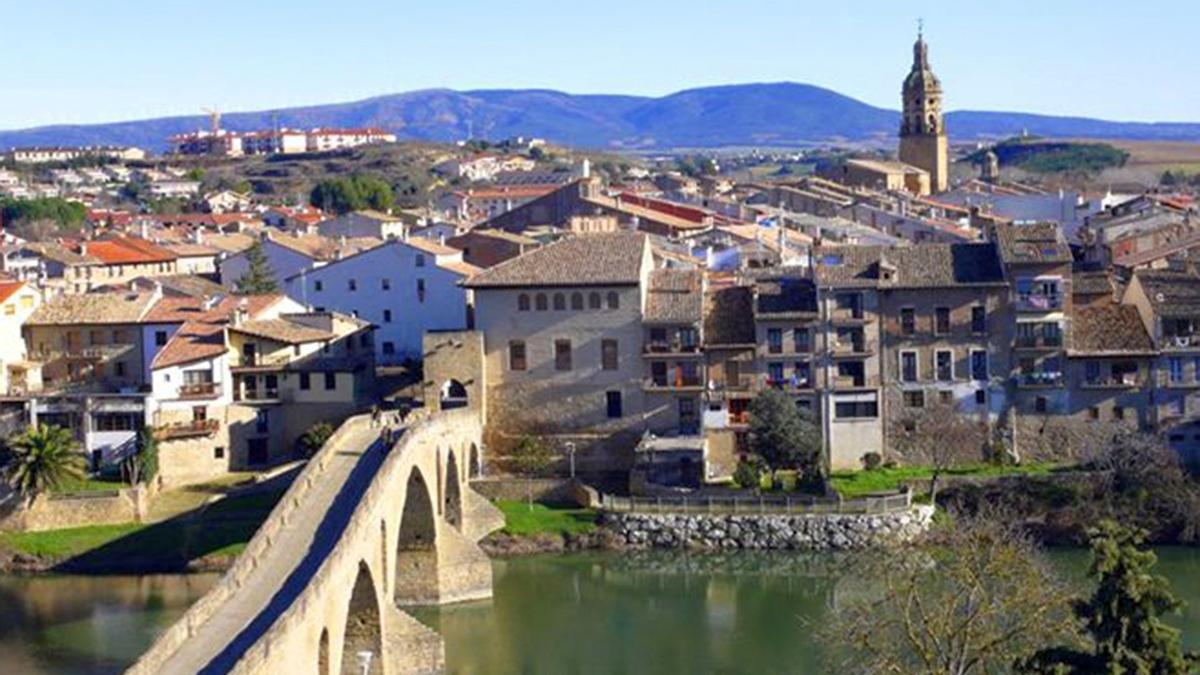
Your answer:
[1016,371,1064,388]
[644,374,704,392]
[832,375,879,390]
[1081,373,1143,389]
[234,386,281,402]
[178,382,221,399]
[765,376,814,391]
[231,353,292,370]
[1014,335,1063,350]
[829,307,868,324]
[1163,334,1200,351]
[830,339,876,357]
[153,418,219,441]
[1015,294,1063,312]
[642,341,702,357]
[1159,374,1200,389]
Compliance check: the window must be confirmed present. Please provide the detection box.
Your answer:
[383,309,392,323]
[571,292,584,310]
[300,372,311,390]
[382,342,395,355]
[415,253,425,267]
[1035,396,1047,413]
[974,389,987,405]
[793,328,810,353]
[348,279,357,291]
[900,351,918,383]
[971,350,988,381]
[601,339,618,370]
[793,361,811,388]
[416,279,425,303]
[939,390,953,404]
[588,292,602,309]
[606,292,619,310]
[314,280,323,292]
[768,362,784,384]
[255,409,269,434]
[155,330,168,346]
[324,372,336,390]
[553,293,566,310]
[835,399,878,419]
[606,391,623,418]
[971,306,986,334]
[214,446,226,459]
[381,278,391,291]
[1089,406,1100,420]
[903,390,925,408]
[509,341,526,371]
[934,307,951,335]
[1112,406,1125,421]
[1169,357,1184,383]
[767,328,783,354]
[555,339,572,371]
[116,362,126,377]
[1194,357,1200,383]
[192,406,207,422]
[935,350,953,381]
[1085,360,1101,384]
[900,308,915,335]
[518,294,530,311]
[535,293,548,311]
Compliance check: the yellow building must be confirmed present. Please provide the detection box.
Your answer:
[898,31,949,193]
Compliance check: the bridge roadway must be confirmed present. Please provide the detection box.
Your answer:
[161,422,387,674]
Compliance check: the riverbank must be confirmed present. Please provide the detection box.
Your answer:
[0,490,284,574]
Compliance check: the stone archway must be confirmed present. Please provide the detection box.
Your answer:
[340,561,383,675]
[468,442,481,478]
[439,379,469,411]
[394,466,439,605]
[444,451,462,530]
[318,628,330,675]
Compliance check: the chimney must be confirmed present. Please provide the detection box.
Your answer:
[233,298,248,326]
[140,220,149,240]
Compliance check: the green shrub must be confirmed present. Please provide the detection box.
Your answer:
[861,452,882,470]
[732,460,759,489]
[758,470,774,491]
[776,470,799,492]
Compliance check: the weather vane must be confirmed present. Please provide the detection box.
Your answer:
[918,17,924,38]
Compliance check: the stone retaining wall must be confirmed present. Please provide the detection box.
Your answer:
[601,505,934,551]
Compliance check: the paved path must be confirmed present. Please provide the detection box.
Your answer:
[157,423,388,674]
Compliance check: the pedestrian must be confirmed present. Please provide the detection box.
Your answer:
[371,404,381,428]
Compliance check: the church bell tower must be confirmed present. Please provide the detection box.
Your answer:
[899,28,949,193]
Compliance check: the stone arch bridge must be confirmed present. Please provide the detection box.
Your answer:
[128,407,503,674]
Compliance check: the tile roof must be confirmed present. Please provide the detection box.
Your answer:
[143,294,282,324]
[1069,304,1154,354]
[83,237,177,264]
[267,232,380,261]
[1134,269,1200,319]
[0,280,26,305]
[755,276,818,316]
[992,222,1072,265]
[405,236,459,256]
[230,317,333,344]
[644,269,702,324]
[465,232,648,288]
[134,274,228,298]
[1072,271,1114,297]
[152,321,227,369]
[28,291,158,325]
[163,242,220,257]
[814,243,1005,289]
[1113,229,1200,269]
[703,285,755,345]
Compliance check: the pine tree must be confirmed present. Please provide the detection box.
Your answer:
[1020,521,1200,674]
[235,241,279,295]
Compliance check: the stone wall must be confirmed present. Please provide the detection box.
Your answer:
[601,505,934,551]
[2,487,149,532]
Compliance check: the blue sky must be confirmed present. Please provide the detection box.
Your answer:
[1,0,1196,130]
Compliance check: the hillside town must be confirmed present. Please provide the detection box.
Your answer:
[3,24,1200,675]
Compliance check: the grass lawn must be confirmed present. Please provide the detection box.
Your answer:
[50,476,128,494]
[495,500,597,537]
[0,490,286,566]
[830,463,1061,499]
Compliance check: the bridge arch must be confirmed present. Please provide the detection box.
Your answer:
[393,465,439,605]
[445,450,463,530]
[340,561,384,675]
[469,442,481,478]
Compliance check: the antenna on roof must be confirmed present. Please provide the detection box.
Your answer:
[917,17,924,39]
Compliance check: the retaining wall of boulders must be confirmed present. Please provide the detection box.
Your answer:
[600,505,934,551]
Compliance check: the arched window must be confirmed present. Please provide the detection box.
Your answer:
[570,292,584,310]
[517,294,530,311]
[553,293,566,310]
[606,292,619,310]
[535,293,548,311]
[588,292,602,309]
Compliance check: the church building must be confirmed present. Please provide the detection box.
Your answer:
[899,30,950,193]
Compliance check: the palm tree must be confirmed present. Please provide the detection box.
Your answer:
[4,425,84,503]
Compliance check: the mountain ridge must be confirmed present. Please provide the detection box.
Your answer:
[3,82,1199,153]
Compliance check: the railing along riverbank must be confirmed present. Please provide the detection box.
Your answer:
[598,491,912,516]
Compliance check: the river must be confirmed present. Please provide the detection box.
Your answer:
[3,549,1200,674]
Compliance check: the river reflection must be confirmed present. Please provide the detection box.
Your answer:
[2,549,1200,674]
[0,573,218,675]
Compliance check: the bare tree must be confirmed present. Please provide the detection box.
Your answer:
[891,397,988,502]
[823,513,1078,675]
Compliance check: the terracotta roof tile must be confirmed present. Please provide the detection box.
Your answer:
[465,232,648,288]
[1070,304,1154,354]
[644,269,702,324]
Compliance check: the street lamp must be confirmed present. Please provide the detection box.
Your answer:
[356,650,374,675]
